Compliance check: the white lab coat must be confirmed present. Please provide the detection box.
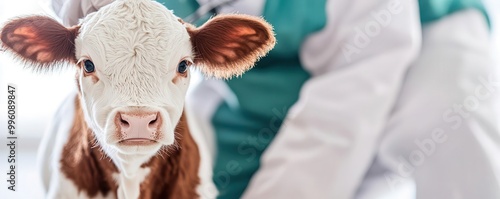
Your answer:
[44,0,500,198]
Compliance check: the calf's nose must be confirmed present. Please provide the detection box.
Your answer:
[117,112,160,141]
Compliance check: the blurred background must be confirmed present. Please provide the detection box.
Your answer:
[0,0,499,198]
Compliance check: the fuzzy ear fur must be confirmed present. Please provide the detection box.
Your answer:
[0,16,79,69]
[186,14,276,79]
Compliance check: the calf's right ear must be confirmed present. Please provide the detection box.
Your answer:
[1,16,79,69]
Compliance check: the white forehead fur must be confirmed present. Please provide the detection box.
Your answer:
[72,0,193,167]
[75,0,191,86]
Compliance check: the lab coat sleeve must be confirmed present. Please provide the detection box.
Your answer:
[242,0,421,198]
[49,0,114,26]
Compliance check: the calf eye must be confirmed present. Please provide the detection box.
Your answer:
[83,60,95,73]
[177,60,191,74]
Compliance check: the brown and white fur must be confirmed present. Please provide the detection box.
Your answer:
[0,0,275,198]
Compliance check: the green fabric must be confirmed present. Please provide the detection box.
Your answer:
[212,66,311,198]
[419,0,490,26]
[157,0,213,26]
[211,1,326,198]
[157,0,198,19]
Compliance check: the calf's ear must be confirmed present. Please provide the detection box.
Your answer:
[186,14,276,79]
[1,16,79,69]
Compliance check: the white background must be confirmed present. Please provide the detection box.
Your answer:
[0,0,499,198]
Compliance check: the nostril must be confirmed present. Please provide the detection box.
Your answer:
[148,113,159,128]
[119,115,130,128]
[121,118,129,126]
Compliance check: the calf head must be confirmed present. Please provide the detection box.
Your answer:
[1,0,274,165]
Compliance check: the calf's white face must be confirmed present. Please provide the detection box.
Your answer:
[1,0,275,159]
[76,0,193,155]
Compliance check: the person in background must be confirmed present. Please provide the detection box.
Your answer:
[47,0,500,198]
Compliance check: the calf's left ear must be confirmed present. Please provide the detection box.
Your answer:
[1,16,79,69]
[186,14,276,79]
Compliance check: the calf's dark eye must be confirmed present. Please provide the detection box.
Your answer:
[177,60,190,74]
[84,60,95,73]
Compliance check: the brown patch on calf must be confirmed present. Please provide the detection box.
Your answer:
[60,95,119,198]
[139,112,201,199]
[0,16,79,68]
[187,14,276,79]
[61,96,201,198]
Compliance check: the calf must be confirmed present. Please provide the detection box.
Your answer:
[0,0,275,198]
